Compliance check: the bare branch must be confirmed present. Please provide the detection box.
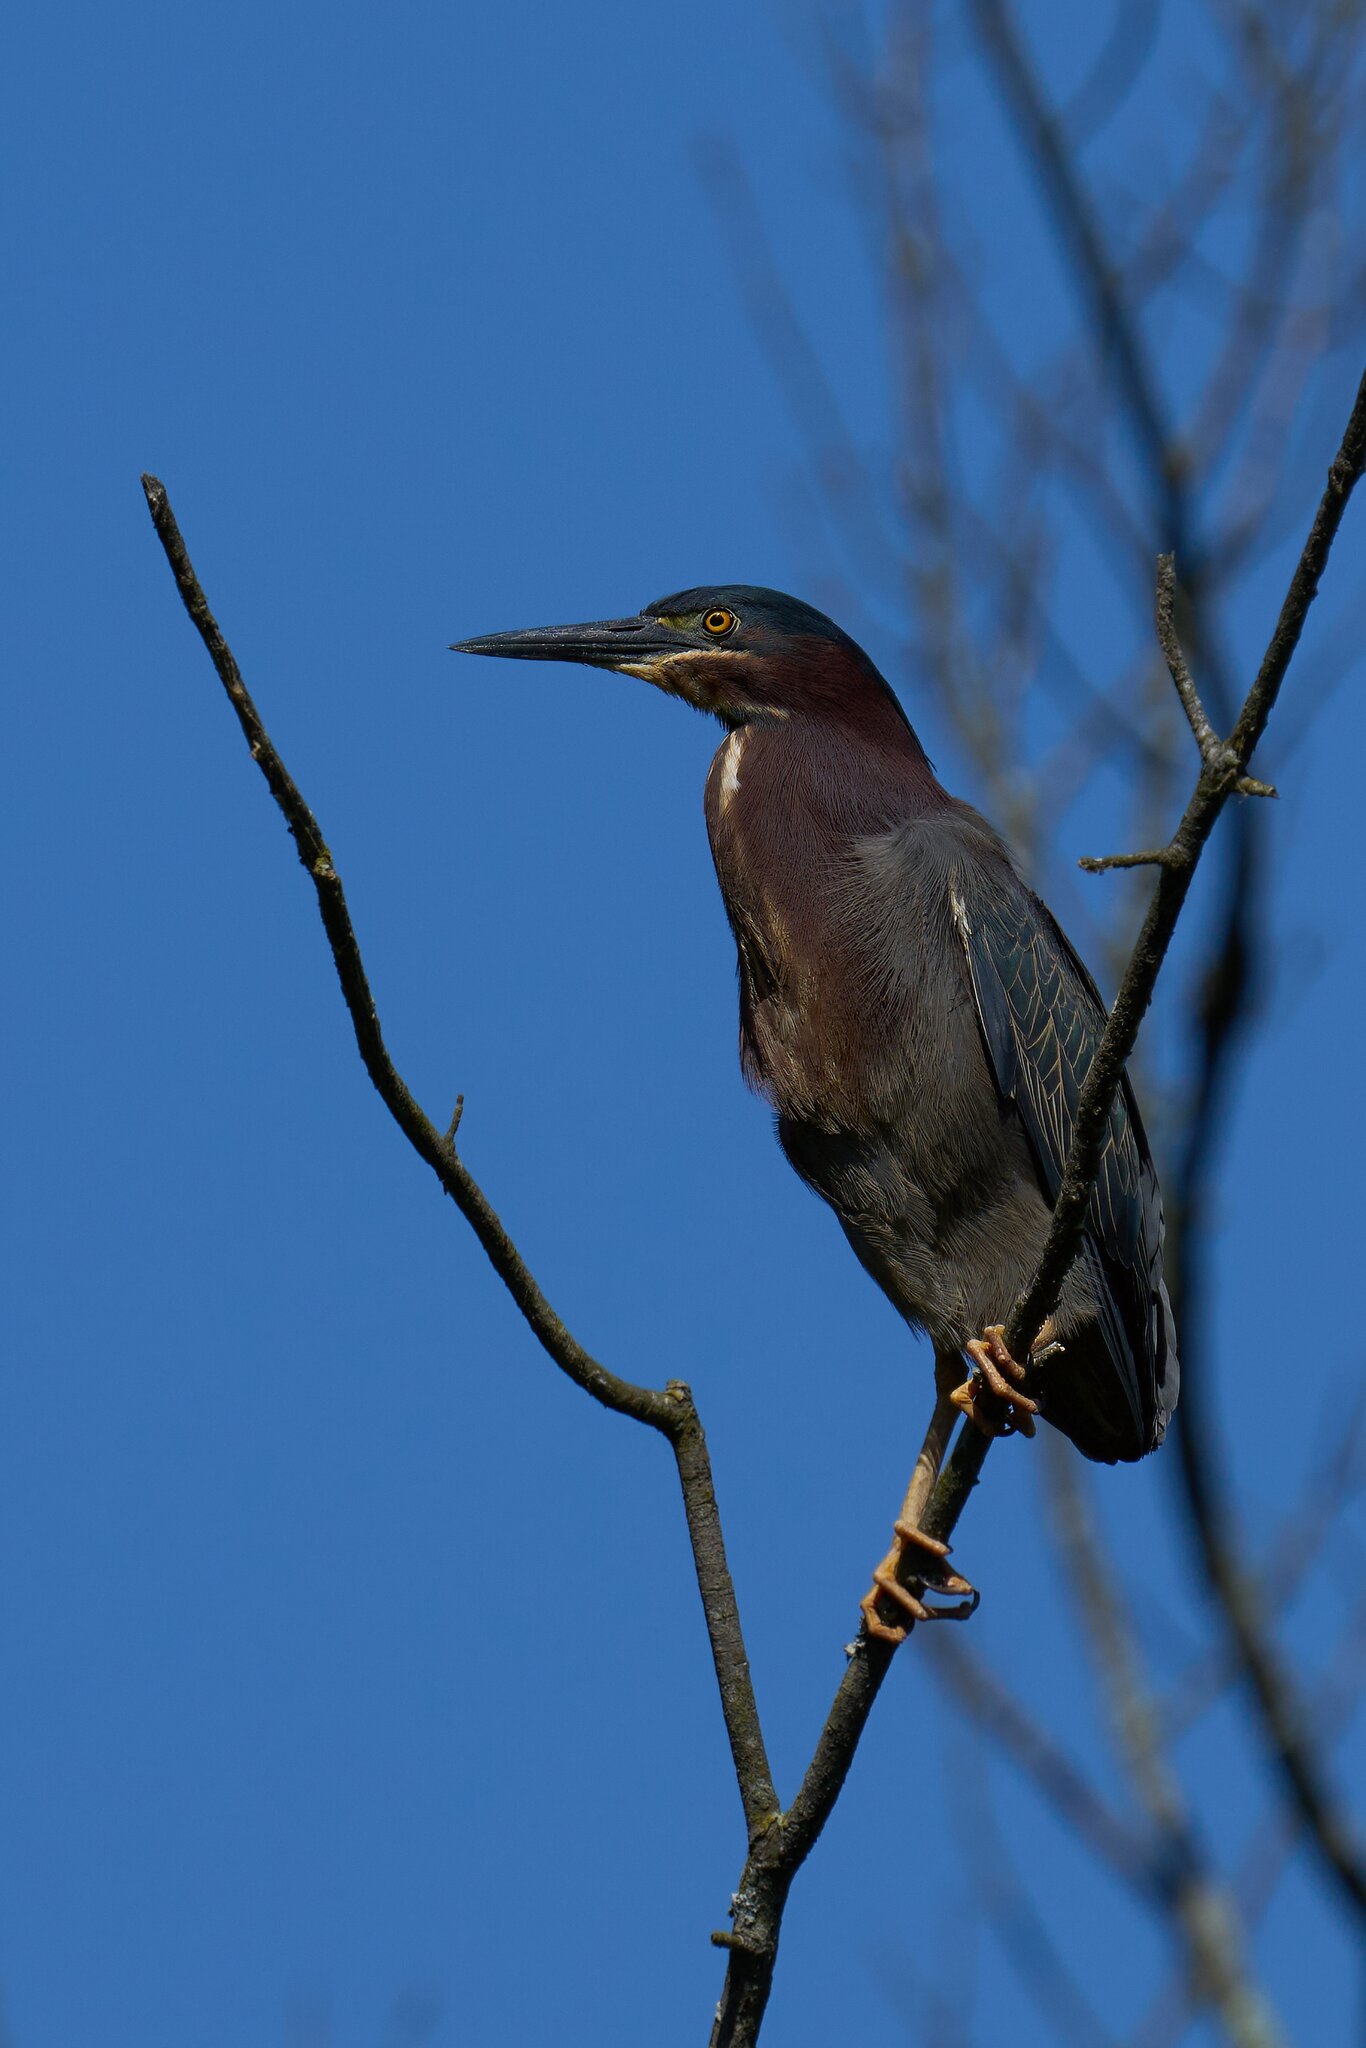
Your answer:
[138,474,781,1845]
[1155,554,1223,763]
[1079,848,1181,874]
[1231,388,1366,763]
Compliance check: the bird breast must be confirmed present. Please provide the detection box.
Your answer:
[704,725,892,1126]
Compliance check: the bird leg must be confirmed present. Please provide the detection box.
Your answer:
[950,1323,1046,1439]
[861,1361,979,1646]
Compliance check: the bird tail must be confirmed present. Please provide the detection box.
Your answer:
[1039,1274,1179,1466]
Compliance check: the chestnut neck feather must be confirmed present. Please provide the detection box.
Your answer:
[705,657,961,1017]
[717,639,949,847]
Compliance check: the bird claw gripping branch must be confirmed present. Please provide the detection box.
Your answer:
[861,1521,980,1646]
[951,1325,1042,1440]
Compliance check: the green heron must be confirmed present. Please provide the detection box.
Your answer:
[454,588,1178,1641]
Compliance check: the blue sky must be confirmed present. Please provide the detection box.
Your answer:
[4,3,1364,2044]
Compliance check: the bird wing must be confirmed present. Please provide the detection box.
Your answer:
[950,866,1170,1452]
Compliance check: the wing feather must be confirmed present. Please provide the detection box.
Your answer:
[950,870,1176,1454]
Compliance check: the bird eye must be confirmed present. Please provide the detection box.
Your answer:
[702,608,738,637]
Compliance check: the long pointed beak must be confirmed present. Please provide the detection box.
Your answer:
[450,614,692,670]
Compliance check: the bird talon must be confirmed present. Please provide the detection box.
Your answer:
[891,1518,952,1560]
[861,1599,911,1646]
[871,1568,932,1623]
[953,1328,1040,1438]
[951,1370,1038,1439]
[861,1514,980,1644]
[980,1325,1028,1383]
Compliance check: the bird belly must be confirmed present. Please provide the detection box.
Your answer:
[775,1096,1058,1351]
[779,1105,1148,1460]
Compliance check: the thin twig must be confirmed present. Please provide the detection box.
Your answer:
[1079,848,1181,874]
[1155,554,1223,763]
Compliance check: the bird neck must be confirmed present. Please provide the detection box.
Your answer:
[704,706,954,920]
[737,699,944,827]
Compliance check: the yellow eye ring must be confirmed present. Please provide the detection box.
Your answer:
[702,607,738,637]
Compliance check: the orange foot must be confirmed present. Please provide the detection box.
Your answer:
[860,1520,979,1646]
[950,1324,1041,1439]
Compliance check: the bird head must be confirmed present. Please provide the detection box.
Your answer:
[453,585,913,736]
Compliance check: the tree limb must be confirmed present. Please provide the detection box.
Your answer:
[137,473,786,1838]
